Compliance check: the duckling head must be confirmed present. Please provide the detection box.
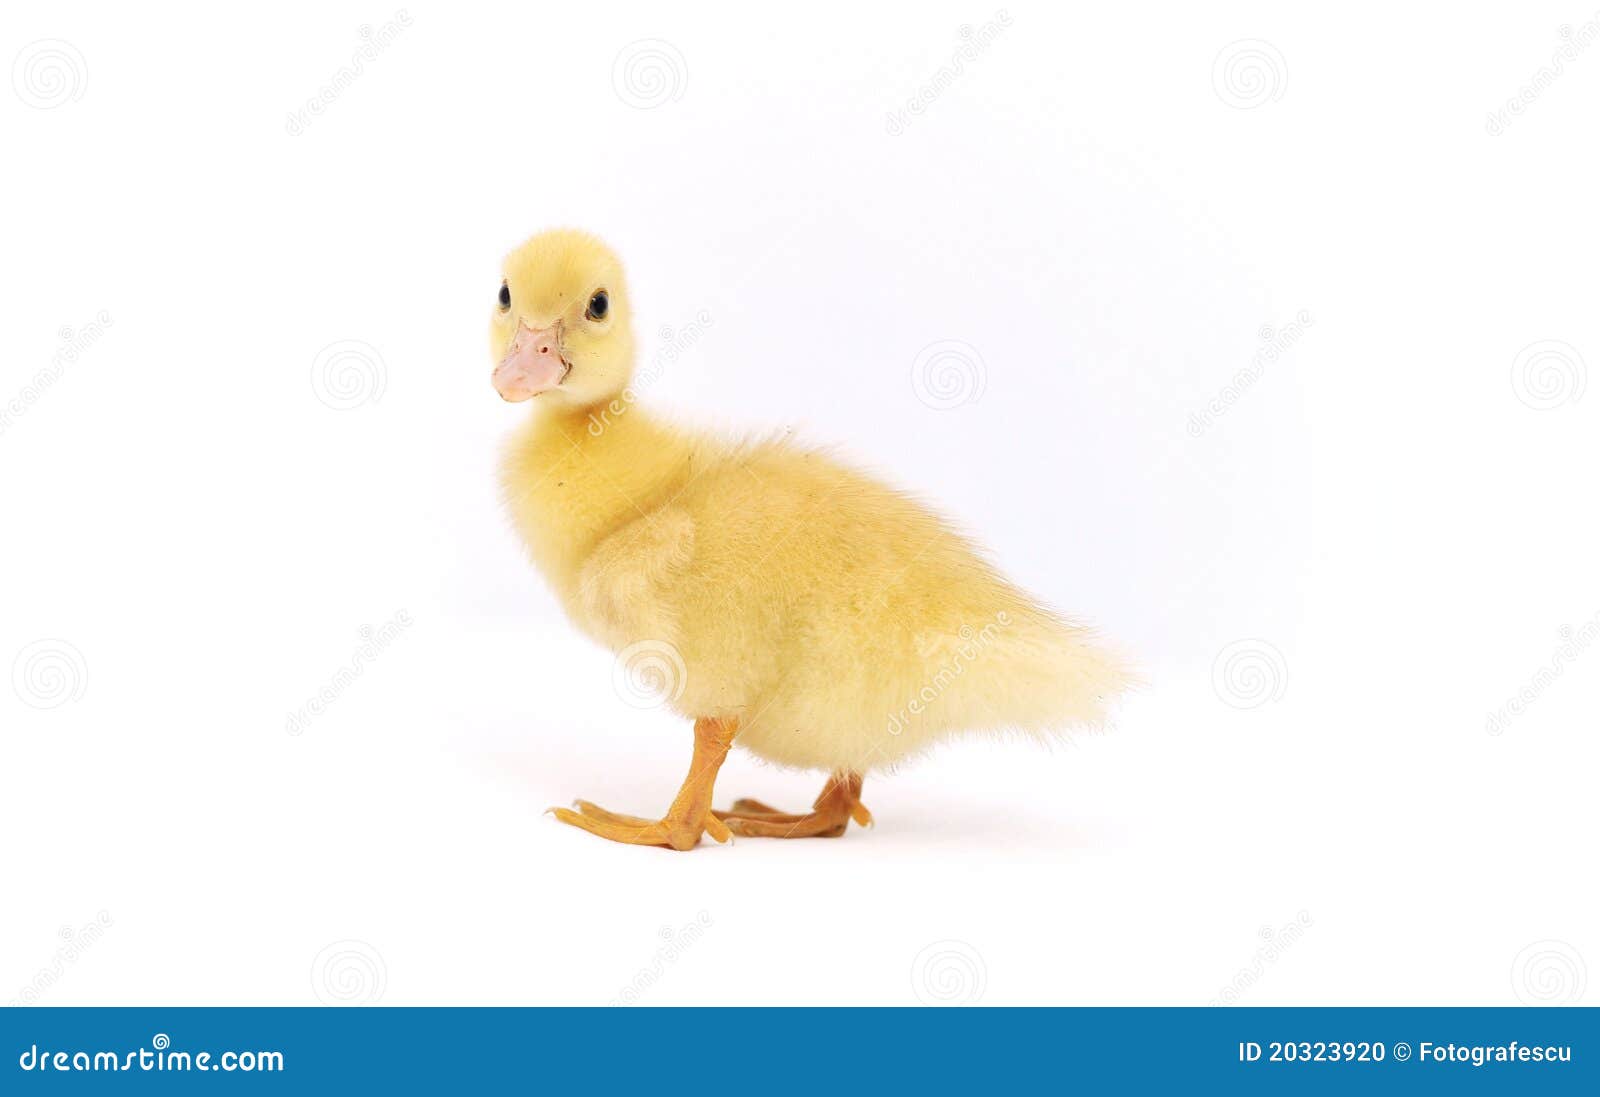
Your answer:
[490,228,636,408]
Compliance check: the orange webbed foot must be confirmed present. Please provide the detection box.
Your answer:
[546,717,737,852]
[713,772,870,839]
[548,801,730,850]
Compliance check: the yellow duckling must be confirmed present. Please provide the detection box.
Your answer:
[493,228,1132,851]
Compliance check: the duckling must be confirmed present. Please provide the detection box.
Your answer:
[493,229,1132,851]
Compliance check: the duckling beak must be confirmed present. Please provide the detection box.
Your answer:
[494,321,570,402]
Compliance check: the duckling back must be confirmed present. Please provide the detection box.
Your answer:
[652,434,1133,773]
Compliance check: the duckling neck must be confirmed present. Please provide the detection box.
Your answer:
[502,399,694,579]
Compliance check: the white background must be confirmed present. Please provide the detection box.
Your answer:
[2,2,1595,1007]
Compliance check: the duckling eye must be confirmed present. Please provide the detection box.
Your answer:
[497,282,511,311]
[586,290,609,321]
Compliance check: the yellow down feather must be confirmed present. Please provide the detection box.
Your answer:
[494,229,1133,774]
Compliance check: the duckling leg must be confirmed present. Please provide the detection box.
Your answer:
[548,717,736,851]
[714,772,872,838]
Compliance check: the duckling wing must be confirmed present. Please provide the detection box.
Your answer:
[575,505,695,648]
